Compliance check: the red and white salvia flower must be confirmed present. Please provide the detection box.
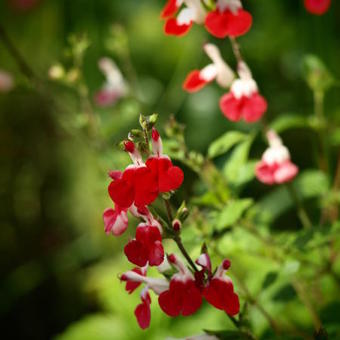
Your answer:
[220,61,267,123]
[304,0,331,15]
[204,0,252,38]
[124,222,164,267]
[255,130,299,185]
[0,70,14,93]
[121,266,169,329]
[94,57,127,107]
[161,0,206,36]
[183,43,234,93]
[158,254,203,316]
[202,258,240,316]
[108,140,158,209]
[146,128,184,193]
[103,205,129,236]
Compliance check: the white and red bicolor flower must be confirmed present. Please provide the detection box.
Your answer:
[161,0,206,36]
[124,223,164,267]
[94,57,127,107]
[183,43,234,93]
[205,0,252,38]
[220,61,267,123]
[121,267,169,329]
[158,254,202,317]
[304,0,331,15]
[0,70,14,93]
[203,259,240,316]
[103,205,128,236]
[255,130,299,185]
[108,141,158,209]
[145,128,184,193]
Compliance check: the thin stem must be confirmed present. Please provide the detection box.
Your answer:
[229,37,243,64]
[0,24,38,83]
[162,198,198,272]
[285,183,312,229]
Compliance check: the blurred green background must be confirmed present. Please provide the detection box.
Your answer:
[0,0,339,339]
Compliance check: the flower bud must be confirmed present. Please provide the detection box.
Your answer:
[172,219,181,231]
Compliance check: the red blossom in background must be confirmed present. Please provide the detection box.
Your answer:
[220,62,267,123]
[304,0,331,15]
[183,43,234,93]
[0,70,14,93]
[204,0,252,38]
[255,130,299,185]
[161,0,206,36]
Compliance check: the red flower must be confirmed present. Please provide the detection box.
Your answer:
[158,254,202,316]
[183,44,234,93]
[121,267,169,329]
[255,130,298,185]
[145,128,184,193]
[124,224,164,267]
[124,267,146,294]
[220,62,267,123]
[205,0,252,38]
[304,0,331,15]
[135,290,152,330]
[161,0,206,37]
[103,205,128,236]
[202,259,240,316]
[108,141,158,209]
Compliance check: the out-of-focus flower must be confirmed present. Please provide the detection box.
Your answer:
[183,43,234,92]
[158,254,203,316]
[0,70,14,93]
[161,0,206,36]
[48,64,65,80]
[204,0,252,38]
[304,0,331,15]
[94,57,127,107]
[219,61,267,122]
[255,130,299,185]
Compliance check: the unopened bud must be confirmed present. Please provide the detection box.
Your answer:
[123,140,135,153]
[222,259,231,270]
[168,254,176,264]
[172,219,181,231]
[152,127,160,141]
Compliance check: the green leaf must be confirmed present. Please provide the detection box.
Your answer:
[329,128,340,147]
[262,271,279,290]
[215,199,253,231]
[270,114,309,133]
[223,137,254,184]
[208,131,248,159]
[272,284,297,302]
[302,55,334,93]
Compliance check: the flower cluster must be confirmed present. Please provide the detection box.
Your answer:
[121,253,239,329]
[183,44,267,123]
[161,0,252,38]
[103,124,239,329]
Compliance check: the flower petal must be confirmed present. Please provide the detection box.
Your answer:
[183,70,210,93]
[164,18,192,36]
[219,92,243,121]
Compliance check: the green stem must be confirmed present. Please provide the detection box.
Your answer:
[162,198,198,272]
[285,183,312,229]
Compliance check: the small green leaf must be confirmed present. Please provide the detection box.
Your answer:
[223,137,254,184]
[208,131,248,158]
[262,271,279,289]
[270,114,309,133]
[215,199,253,230]
[272,284,297,302]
